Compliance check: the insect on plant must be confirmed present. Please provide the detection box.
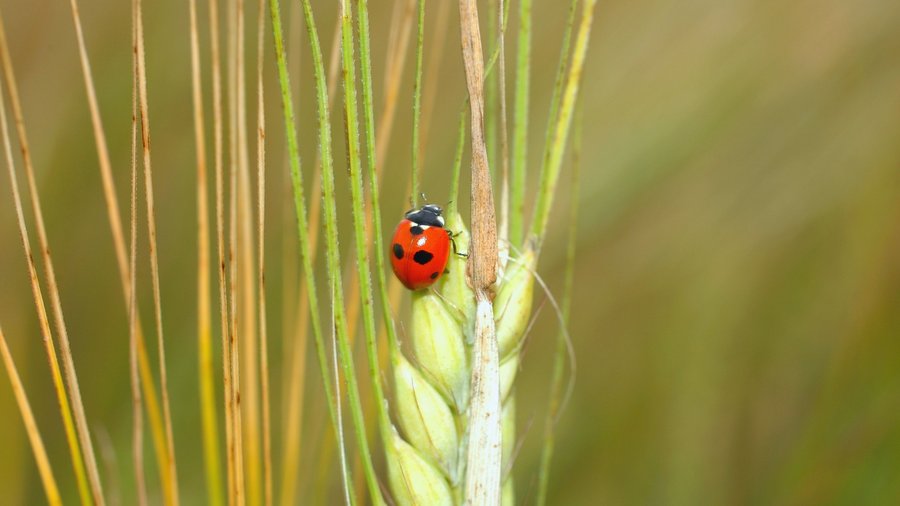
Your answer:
[0,0,596,504]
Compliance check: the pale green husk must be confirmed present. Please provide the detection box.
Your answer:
[387,431,455,506]
[495,248,537,359]
[394,355,461,482]
[439,211,476,342]
[410,291,470,411]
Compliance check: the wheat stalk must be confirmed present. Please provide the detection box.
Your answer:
[382,0,597,504]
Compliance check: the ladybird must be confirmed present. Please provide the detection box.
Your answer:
[390,204,452,290]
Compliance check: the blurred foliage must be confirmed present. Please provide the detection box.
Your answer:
[1,0,899,504]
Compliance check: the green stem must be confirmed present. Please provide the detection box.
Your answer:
[535,100,582,506]
[485,0,497,177]
[308,0,385,503]
[339,0,396,494]
[267,0,357,503]
[411,0,425,206]
[356,0,401,361]
[448,109,466,214]
[529,0,596,249]
[510,0,531,247]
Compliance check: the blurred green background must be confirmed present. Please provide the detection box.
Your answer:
[1,0,899,504]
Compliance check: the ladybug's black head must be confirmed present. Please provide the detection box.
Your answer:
[405,204,445,227]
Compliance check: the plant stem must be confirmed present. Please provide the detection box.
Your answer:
[530,0,596,248]
[510,0,531,247]
[268,0,358,503]
[536,100,582,506]
[458,0,502,503]
[411,0,425,206]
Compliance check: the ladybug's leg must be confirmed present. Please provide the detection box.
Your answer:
[449,231,469,258]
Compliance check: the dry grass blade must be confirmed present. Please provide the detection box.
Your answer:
[64,0,174,496]
[188,0,225,503]
[0,58,90,506]
[65,0,126,286]
[130,2,147,501]
[457,0,502,503]
[255,0,273,503]
[0,10,105,505]
[206,0,240,500]
[225,1,251,501]
[233,0,260,501]
[0,326,63,506]
[133,0,181,502]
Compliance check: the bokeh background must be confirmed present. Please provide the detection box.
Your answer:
[1,0,899,504]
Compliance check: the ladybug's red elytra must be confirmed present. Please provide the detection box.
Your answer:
[390,204,452,290]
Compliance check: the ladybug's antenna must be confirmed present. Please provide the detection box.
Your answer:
[420,192,428,203]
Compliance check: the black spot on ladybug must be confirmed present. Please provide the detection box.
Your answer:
[430,272,439,280]
[413,250,434,265]
[409,225,424,236]
[393,244,404,259]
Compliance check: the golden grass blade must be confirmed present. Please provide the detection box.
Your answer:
[133,0,181,502]
[255,0,272,503]
[129,3,147,501]
[0,327,63,506]
[0,11,105,505]
[207,0,239,501]
[227,0,247,502]
[188,0,225,503]
[233,0,261,502]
